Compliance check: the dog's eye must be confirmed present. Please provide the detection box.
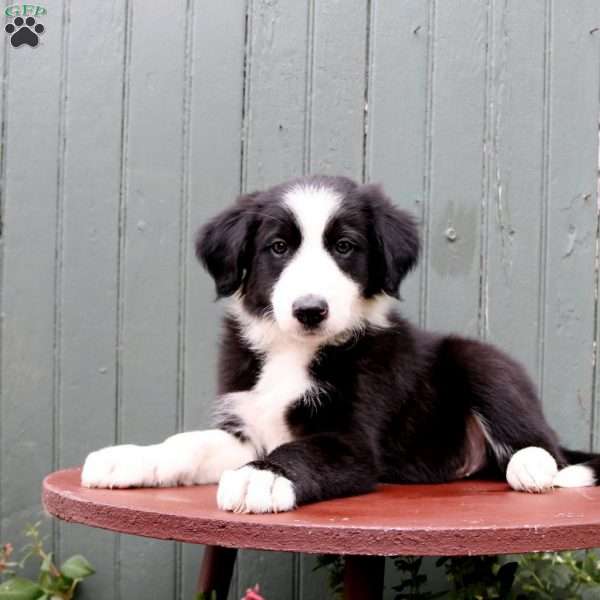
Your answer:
[334,239,354,255]
[270,239,288,255]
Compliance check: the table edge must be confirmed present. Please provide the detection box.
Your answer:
[42,471,600,556]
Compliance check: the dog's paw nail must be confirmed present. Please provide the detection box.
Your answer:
[217,466,295,513]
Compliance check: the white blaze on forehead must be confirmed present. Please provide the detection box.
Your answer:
[283,184,342,240]
[271,183,363,340]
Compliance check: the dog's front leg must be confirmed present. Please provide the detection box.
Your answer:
[81,429,256,488]
[217,433,377,513]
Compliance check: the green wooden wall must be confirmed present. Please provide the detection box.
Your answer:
[1,1,600,598]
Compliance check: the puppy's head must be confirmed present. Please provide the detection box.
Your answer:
[197,176,419,345]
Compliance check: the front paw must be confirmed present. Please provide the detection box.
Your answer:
[81,444,162,488]
[506,446,558,493]
[217,466,295,513]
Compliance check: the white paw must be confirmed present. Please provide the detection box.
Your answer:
[554,464,596,488]
[217,466,296,513]
[506,447,558,493]
[81,444,163,488]
[81,430,256,489]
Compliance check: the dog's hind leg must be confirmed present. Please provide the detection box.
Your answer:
[471,406,565,493]
[469,386,565,493]
[434,337,565,492]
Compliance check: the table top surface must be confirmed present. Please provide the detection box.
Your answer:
[43,468,600,556]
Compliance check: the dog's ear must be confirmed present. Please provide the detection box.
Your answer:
[360,184,420,298]
[195,193,259,298]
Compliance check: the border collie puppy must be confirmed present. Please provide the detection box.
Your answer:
[82,175,600,513]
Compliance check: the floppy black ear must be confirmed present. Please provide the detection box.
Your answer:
[195,194,258,298]
[361,184,420,298]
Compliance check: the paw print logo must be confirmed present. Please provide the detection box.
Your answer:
[5,16,45,48]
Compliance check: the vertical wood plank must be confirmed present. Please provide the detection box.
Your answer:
[0,0,65,572]
[485,0,546,380]
[0,0,9,548]
[367,5,434,593]
[243,0,310,190]
[117,1,188,597]
[300,2,368,596]
[368,0,431,324]
[308,0,366,178]
[184,0,247,468]
[182,1,247,598]
[238,1,310,597]
[426,0,488,335]
[56,2,126,598]
[595,117,600,451]
[542,1,600,449]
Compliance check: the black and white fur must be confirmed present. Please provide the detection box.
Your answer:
[82,175,600,513]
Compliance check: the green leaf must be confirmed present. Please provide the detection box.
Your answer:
[39,555,52,575]
[38,572,71,596]
[59,555,94,580]
[392,580,410,592]
[0,577,44,600]
[36,573,52,592]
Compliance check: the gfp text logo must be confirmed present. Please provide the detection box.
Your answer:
[5,5,46,17]
[4,4,45,48]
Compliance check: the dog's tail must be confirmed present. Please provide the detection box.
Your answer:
[554,447,600,488]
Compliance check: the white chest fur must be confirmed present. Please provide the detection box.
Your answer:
[223,341,317,454]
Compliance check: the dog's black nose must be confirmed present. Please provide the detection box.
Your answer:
[292,295,329,328]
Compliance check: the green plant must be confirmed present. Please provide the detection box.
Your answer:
[393,556,445,599]
[437,556,517,599]
[514,551,600,599]
[315,554,345,599]
[0,522,94,600]
[318,550,600,599]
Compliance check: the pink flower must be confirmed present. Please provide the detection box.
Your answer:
[241,584,265,600]
[0,543,13,572]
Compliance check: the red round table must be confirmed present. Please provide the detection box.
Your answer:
[43,468,600,599]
